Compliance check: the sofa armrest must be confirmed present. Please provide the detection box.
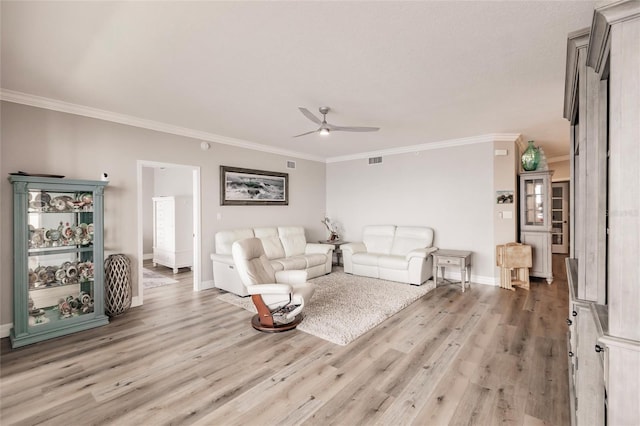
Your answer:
[305,243,334,255]
[405,246,438,260]
[246,283,292,295]
[342,242,367,254]
[275,270,308,284]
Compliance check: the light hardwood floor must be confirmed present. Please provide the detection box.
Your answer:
[1,257,570,425]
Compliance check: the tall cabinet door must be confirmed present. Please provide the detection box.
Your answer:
[551,182,570,254]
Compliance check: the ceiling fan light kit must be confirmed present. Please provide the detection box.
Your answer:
[294,106,379,138]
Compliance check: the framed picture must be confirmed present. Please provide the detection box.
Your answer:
[496,190,514,204]
[220,166,288,206]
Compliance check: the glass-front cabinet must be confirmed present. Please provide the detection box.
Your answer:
[520,172,552,231]
[519,170,553,283]
[9,176,108,348]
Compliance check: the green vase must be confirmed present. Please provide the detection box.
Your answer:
[521,140,540,171]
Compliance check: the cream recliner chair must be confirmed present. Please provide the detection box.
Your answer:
[231,238,316,332]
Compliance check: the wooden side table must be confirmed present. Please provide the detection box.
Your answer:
[432,249,472,292]
[319,240,349,266]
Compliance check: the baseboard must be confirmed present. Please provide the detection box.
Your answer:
[199,280,215,291]
[1,322,13,338]
[143,253,153,260]
[131,296,142,307]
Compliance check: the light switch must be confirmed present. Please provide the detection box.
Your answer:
[216,213,222,220]
[501,211,513,219]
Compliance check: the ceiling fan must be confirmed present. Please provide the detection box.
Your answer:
[294,106,380,137]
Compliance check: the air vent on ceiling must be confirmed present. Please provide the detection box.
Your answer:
[287,160,296,169]
[368,156,383,165]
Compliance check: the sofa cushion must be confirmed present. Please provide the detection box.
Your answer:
[269,260,285,272]
[352,252,381,266]
[254,227,285,259]
[362,225,396,254]
[301,253,328,267]
[390,226,434,256]
[272,256,307,271]
[215,228,254,255]
[378,255,409,270]
[278,226,307,257]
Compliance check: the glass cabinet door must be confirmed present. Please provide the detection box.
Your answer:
[519,171,552,232]
[524,178,545,226]
[27,189,96,328]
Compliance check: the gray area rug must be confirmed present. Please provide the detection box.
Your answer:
[143,267,179,289]
[217,269,435,345]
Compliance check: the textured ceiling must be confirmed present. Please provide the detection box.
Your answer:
[1,1,596,161]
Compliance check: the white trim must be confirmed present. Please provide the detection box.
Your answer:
[131,296,142,308]
[0,89,325,163]
[136,164,146,307]
[143,253,154,260]
[0,322,12,339]
[200,280,216,291]
[548,155,570,163]
[192,168,203,291]
[136,161,203,303]
[326,133,521,163]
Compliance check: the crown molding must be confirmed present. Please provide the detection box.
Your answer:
[1,89,522,165]
[588,0,640,72]
[325,133,521,164]
[563,28,590,122]
[0,89,326,163]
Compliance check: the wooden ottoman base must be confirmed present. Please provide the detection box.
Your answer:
[251,314,302,333]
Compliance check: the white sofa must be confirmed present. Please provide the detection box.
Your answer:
[342,225,436,285]
[211,226,333,296]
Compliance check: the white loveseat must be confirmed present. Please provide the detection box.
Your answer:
[342,225,436,285]
[211,226,333,296]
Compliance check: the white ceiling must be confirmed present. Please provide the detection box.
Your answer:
[1,1,596,162]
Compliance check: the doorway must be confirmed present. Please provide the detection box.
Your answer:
[551,181,569,254]
[136,160,201,306]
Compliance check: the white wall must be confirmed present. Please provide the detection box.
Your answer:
[0,102,327,327]
[551,159,570,181]
[326,142,498,283]
[154,167,192,196]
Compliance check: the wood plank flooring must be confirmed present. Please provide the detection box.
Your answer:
[1,256,571,425]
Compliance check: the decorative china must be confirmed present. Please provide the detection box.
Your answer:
[29,222,94,248]
[29,261,94,289]
[27,190,94,213]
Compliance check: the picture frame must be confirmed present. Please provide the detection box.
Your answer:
[496,190,514,204]
[220,166,288,206]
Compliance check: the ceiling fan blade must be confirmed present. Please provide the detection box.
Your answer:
[293,129,318,138]
[328,125,380,132]
[298,107,322,125]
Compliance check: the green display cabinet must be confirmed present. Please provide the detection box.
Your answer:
[9,176,109,348]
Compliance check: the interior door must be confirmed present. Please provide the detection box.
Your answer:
[552,182,570,254]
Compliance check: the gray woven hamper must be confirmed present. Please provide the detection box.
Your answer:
[104,254,132,316]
